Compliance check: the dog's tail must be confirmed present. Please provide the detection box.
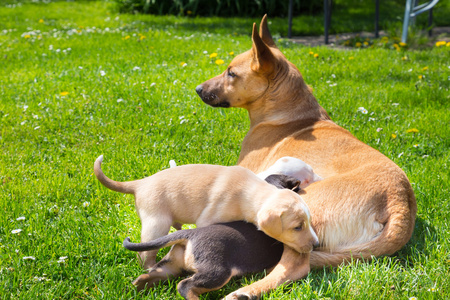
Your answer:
[310,182,416,268]
[94,155,136,194]
[123,234,187,252]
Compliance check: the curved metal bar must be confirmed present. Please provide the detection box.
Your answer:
[411,0,439,17]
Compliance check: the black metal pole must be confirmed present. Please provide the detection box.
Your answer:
[288,0,293,38]
[428,8,433,37]
[324,0,329,44]
[375,0,379,38]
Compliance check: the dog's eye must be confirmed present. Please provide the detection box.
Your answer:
[227,68,236,78]
[294,224,303,231]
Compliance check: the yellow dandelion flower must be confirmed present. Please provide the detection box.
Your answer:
[406,128,419,133]
[39,19,44,23]
[139,35,146,40]
[447,42,450,47]
[355,42,362,47]
[309,51,314,55]
[393,43,400,51]
[399,42,407,47]
[24,34,31,39]
[422,66,428,71]
[349,56,354,60]
[435,41,446,47]
[401,56,408,61]
[391,134,397,139]
[187,10,192,15]
[60,91,69,96]
[229,51,234,56]
[215,59,225,65]
[363,41,369,46]
[418,75,423,79]
[209,52,218,58]
[124,35,130,40]
[314,53,319,58]
[180,62,187,67]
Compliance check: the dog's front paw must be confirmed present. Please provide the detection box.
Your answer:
[224,291,258,300]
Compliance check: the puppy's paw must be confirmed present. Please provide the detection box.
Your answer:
[224,291,258,300]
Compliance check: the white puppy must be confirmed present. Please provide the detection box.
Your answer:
[257,156,323,189]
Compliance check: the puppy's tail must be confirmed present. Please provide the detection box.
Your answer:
[94,155,136,194]
[123,235,187,252]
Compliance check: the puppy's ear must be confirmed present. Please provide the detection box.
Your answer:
[257,206,283,239]
[259,14,277,48]
[251,23,275,74]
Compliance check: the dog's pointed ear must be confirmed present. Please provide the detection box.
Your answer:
[257,206,283,239]
[251,23,275,74]
[259,14,277,48]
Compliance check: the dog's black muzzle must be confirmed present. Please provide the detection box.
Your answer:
[195,85,230,108]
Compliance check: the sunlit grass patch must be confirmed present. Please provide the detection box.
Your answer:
[0,1,449,299]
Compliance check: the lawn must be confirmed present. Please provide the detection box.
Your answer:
[0,1,449,299]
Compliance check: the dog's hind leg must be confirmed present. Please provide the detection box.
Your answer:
[133,244,186,291]
[177,268,232,300]
[139,216,173,269]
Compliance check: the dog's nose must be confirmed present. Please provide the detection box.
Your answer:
[195,85,203,96]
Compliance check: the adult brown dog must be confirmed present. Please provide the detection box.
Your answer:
[195,15,416,299]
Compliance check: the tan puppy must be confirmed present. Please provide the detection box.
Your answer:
[94,155,318,269]
[196,15,416,299]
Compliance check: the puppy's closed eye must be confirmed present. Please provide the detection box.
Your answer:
[265,174,301,192]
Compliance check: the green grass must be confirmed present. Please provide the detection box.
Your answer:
[1,1,449,299]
